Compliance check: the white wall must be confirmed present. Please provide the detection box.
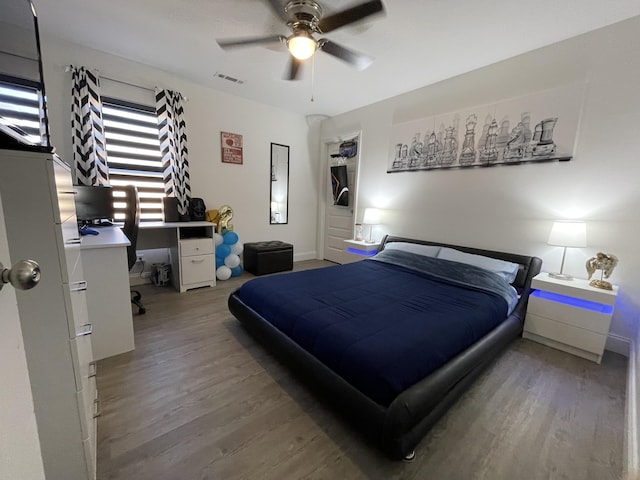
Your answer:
[320,16,640,345]
[39,35,319,263]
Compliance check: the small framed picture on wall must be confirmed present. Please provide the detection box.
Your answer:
[221,131,243,165]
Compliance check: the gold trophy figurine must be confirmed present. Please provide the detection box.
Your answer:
[585,252,618,290]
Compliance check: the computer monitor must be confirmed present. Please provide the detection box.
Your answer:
[74,185,115,225]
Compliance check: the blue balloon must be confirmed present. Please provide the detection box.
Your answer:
[223,231,239,245]
[216,244,231,259]
[231,265,243,277]
[215,256,224,269]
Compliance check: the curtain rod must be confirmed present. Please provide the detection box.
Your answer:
[101,74,156,94]
[64,65,188,100]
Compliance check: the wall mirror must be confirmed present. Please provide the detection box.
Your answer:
[270,143,289,224]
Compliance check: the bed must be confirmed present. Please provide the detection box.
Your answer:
[228,235,542,460]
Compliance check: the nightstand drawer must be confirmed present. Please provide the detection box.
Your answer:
[528,295,612,335]
[524,313,607,355]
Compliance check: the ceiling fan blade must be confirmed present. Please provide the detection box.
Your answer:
[263,0,288,22]
[217,35,286,50]
[284,56,303,81]
[317,0,384,33]
[319,40,373,70]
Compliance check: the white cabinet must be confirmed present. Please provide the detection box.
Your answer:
[138,221,216,292]
[0,149,97,479]
[344,239,380,259]
[81,227,134,361]
[523,272,618,364]
[178,236,215,291]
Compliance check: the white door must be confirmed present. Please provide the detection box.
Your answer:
[323,136,360,264]
[0,194,45,480]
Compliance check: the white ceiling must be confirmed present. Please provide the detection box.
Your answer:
[36,0,640,117]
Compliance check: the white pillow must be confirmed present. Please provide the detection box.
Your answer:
[437,247,520,283]
[383,242,441,257]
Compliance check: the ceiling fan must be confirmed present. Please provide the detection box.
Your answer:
[216,0,385,80]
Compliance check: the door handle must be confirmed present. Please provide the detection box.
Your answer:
[0,259,41,292]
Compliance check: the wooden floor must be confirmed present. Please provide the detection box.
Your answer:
[96,260,626,480]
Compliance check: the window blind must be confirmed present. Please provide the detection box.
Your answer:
[102,97,164,222]
[0,75,43,144]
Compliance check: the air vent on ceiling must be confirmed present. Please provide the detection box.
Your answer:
[215,73,244,85]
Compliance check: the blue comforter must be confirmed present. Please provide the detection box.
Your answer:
[236,251,517,406]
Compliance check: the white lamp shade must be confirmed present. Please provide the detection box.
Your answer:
[547,220,587,247]
[362,208,381,225]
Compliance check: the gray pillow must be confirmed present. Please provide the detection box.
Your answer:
[437,247,519,283]
[384,242,441,257]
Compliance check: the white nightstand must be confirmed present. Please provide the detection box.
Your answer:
[523,272,618,364]
[344,239,380,257]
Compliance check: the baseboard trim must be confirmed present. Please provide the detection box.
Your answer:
[129,272,151,286]
[608,333,632,357]
[626,336,639,480]
[294,251,317,262]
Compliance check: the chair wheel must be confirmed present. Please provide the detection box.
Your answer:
[138,307,146,315]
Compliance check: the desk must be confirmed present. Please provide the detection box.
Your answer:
[139,221,216,292]
[81,226,135,361]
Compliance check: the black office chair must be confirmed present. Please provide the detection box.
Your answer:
[121,185,146,315]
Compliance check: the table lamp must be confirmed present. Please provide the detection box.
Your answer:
[547,220,587,280]
[362,208,381,243]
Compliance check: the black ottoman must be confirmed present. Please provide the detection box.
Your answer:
[244,241,294,276]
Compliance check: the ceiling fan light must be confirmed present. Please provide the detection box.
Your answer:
[288,35,316,60]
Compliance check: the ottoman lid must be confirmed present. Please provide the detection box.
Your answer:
[245,241,293,252]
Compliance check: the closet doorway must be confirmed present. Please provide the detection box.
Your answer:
[323,134,360,264]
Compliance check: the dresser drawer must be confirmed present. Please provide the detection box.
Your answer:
[181,254,214,285]
[75,375,96,442]
[57,219,83,284]
[180,238,214,257]
[62,282,90,338]
[51,156,77,223]
[69,335,94,393]
[524,313,606,355]
[527,295,612,335]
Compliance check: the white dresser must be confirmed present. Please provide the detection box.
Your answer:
[524,272,618,364]
[0,149,97,479]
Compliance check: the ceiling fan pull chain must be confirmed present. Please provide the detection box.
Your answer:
[310,52,315,102]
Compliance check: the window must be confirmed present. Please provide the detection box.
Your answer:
[0,74,45,145]
[102,97,164,222]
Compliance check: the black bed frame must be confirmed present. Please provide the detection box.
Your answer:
[228,235,542,460]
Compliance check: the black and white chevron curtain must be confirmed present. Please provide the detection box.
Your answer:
[156,89,191,217]
[70,66,109,186]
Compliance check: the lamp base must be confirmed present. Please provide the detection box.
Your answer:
[589,279,613,290]
[548,272,574,280]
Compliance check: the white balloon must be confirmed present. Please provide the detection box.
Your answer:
[214,233,224,246]
[231,242,243,255]
[216,265,232,280]
[224,254,240,268]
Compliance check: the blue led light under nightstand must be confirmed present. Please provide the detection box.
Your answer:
[531,289,614,315]
[346,247,377,257]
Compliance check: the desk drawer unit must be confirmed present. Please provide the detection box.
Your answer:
[523,273,618,364]
[178,237,215,292]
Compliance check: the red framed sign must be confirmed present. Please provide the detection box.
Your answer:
[221,131,243,165]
